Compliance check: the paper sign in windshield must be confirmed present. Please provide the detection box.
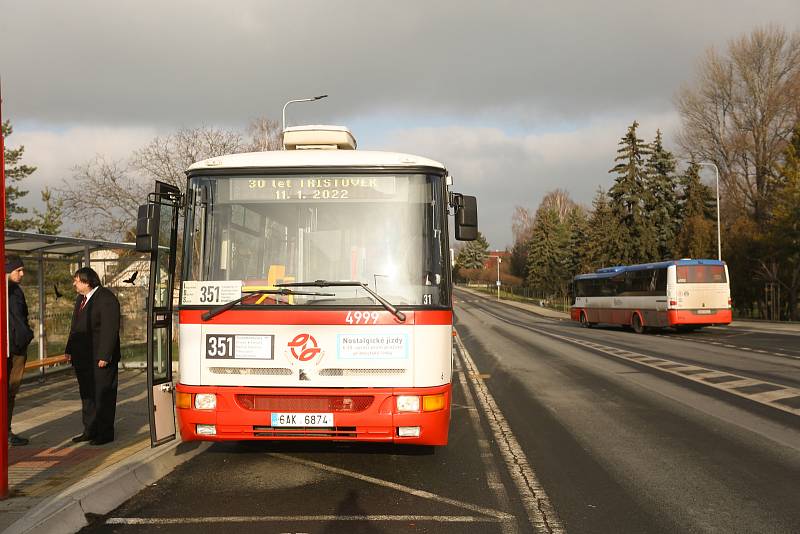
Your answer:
[182,280,242,306]
[337,334,409,360]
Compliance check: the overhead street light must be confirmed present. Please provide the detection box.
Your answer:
[697,162,722,261]
[282,94,328,132]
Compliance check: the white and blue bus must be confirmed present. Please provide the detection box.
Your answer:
[571,259,732,333]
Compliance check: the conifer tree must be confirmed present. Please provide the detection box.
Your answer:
[585,189,621,268]
[455,232,489,270]
[526,208,569,296]
[33,187,64,235]
[608,121,657,263]
[2,120,35,231]
[564,206,590,276]
[646,130,679,260]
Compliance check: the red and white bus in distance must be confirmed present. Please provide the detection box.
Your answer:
[135,125,478,448]
[570,259,732,333]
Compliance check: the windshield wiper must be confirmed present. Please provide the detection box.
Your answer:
[201,288,335,321]
[275,280,406,322]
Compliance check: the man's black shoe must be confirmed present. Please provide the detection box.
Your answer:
[72,433,94,443]
[90,437,114,446]
[9,433,29,446]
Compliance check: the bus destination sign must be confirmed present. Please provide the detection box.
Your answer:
[229,176,405,202]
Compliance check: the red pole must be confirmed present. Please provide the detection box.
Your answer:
[1,79,9,500]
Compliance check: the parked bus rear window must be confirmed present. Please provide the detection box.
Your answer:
[676,265,726,284]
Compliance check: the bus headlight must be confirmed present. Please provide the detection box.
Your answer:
[396,395,420,412]
[194,393,217,410]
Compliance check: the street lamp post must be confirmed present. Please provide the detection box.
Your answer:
[697,162,722,261]
[491,256,502,300]
[281,94,328,137]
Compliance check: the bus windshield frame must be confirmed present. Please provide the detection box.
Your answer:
[181,171,451,309]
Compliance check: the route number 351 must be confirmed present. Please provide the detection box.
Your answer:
[346,311,379,324]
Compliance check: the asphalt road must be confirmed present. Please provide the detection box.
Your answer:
[80,290,800,533]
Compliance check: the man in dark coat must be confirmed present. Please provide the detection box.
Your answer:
[65,267,121,445]
[6,255,34,446]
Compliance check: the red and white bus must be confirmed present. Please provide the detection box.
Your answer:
[570,259,732,333]
[136,125,477,447]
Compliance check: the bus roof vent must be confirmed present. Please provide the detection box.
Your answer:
[283,125,357,150]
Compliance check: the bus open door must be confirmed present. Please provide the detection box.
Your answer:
[136,181,181,447]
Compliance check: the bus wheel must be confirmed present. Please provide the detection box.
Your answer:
[632,314,646,334]
[580,312,593,328]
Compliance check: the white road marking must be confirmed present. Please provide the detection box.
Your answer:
[271,452,512,520]
[455,335,566,534]
[749,389,799,403]
[107,515,502,524]
[461,302,800,417]
[455,361,520,533]
[530,330,800,417]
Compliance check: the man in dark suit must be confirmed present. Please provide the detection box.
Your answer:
[65,267,121,445]
[7,255,34,446]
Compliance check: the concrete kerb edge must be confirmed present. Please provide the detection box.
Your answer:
[4,438,211,534]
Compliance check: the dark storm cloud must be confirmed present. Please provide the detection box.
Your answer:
[2,1,797,127]
[2,1,798,248]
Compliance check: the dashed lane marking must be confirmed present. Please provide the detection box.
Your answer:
[462,302,800,417]
[538,332,800,417]
[455,334,566,534]
[654,334,800,360]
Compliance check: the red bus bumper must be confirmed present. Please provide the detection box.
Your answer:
[175,383,451,446]
[667,309,732,326]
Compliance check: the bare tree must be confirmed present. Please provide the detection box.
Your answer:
[246,117,283,152]
[131,126,244,197]
[56,156,149,239]
[57,126,245,240]
[537,188,576,223]
[676,25,800,226]
[511,206,534,243]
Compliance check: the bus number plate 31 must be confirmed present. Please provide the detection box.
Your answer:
[271,412,334,427]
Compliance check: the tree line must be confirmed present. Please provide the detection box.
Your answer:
[459,25,800,321]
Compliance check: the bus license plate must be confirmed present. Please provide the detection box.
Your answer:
[697,309,712,314]
[271,413,333,427]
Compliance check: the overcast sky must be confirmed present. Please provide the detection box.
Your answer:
[2,1,799,248]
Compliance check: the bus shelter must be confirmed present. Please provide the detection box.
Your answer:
[4,230,138,379]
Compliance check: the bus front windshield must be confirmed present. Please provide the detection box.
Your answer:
[183,173,448,307]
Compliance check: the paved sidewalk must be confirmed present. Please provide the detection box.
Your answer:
[1,368,206,533]
[1,369,149,530]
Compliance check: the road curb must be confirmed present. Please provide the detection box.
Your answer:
[4,439,211,534]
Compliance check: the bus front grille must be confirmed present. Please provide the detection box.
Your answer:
[252,426,358,438]
[318,368,406,377]
[236,395,374,412]
[209,367,293,376]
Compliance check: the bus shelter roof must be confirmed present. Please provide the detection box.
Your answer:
[4,230,135,257]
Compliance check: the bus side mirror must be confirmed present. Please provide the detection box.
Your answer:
[454,194,478,241]
[135,203,157,253]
